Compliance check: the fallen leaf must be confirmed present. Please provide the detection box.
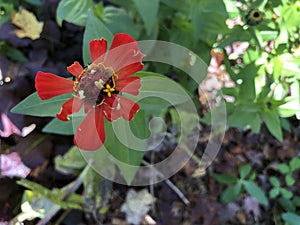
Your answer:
[11,8,44,40]
[243,196,261,222]
[0,152,31,178]
[0,113,22,137]
[121,189,155,225]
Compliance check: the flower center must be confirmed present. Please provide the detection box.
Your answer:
[74,63,117,105]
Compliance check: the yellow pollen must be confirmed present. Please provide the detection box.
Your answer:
[103,84,115,97]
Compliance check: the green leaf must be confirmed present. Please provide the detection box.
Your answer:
[82,10,113,65]
[83,167,111,213]
[103,110,147,185]
[54,146,87,175]
[237,63,260,101]
[282,213,300,225]
[272,56,283,80]
[0,3,15,24]
[192,0,228,44]
[56,0,93,26]
[42,118,74,135]
[81,147,116,182]
[11,92,72,117]
[221,182,242,203]
[278,163,290,174]
[130,73,192,111]
[24,0,42,6]
[292,196,300,207]
[212,173,238,184]
[243,180,268,206]
[102,6,139,38]
[285,174,295,186]
[289,157,300,172]
[280,188,293,199]
[17,179,82,209]
[223,0,239,18]
[279,197,296,212]
[217,26,251,48]
[239,164,252,179]
[133,0,159,35]
[269,176,280,187]
[227,109,261,133]
[260,110,283,142]
[269,188,280,198]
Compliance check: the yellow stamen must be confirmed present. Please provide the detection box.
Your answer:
[103,84,115,97]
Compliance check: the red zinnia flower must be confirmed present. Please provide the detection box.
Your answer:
[35,33,144,150]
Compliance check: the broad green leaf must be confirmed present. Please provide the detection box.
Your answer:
[4,45,28,63]
[130,73,192,111]
[103,110,147,185]
[11,92,72,117]
[192,0,228,44]
[282,212,300,225]
[260,30,278,42]
[102,6,139,38]
[56,0,93,26]
[212,174,238,184]
[272,56,283,80]
[228,109,261,133]
[280,4,300,29]
[217,26,251,48]
[42,118,74,135]
[239,164,252,179]
[0,3,15,24]
[133,0,159,35]
[55,146,87,175]
[279,81,300,118]
[243,180,268,206]
[237,63,260,101]
[83,10,113,65]
[81,147,116,182]
[279,197,296,212]
[260,110,283,141]
[24,0,42,6]
[223,0,239,18]
[160,0,191,12]
[221,182,242,203]
[42,114,84,135]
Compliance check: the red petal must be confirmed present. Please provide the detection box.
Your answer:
[116,62,144,79]
[115,76,141,95]
[118,95,140,120]
[90,39,107,63]
[74,108,105,151]
[35,72,74,100]
[67,61,84,78]
[103,95,121,121]
[56,97,84,121]
[105,34,144,72]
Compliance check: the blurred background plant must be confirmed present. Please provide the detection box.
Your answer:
[1,0,300,224]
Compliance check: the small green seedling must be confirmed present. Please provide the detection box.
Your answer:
[213,163,268,206]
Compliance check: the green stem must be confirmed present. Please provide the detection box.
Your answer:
[36,165,90,225]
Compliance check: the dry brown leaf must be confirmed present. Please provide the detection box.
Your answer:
[11,8,44,40]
